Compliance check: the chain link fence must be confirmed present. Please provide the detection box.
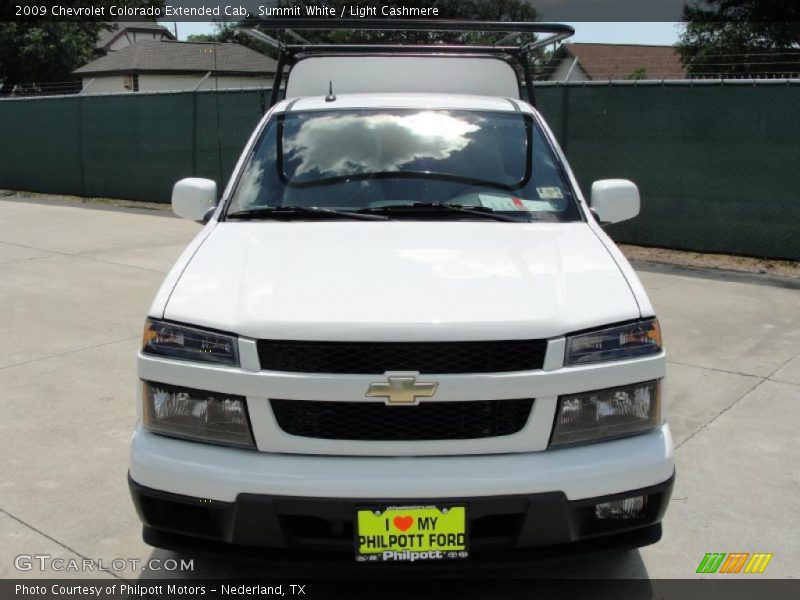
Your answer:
[0,81,798,259]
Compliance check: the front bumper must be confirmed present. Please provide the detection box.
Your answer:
[129,424,674,560]
[130,474,674,561]
[129,425,674,502]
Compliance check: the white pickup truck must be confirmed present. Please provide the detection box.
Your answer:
[129,21,673,564]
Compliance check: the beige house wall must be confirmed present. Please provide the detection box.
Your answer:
[81,74,272,94]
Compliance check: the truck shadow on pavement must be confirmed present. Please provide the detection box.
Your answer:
[138,546,650,586]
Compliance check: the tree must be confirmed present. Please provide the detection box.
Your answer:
[0,22,103,95]
[678,0,800,78]
[188,22,273,57]
[627,67,648,80]
[0,1,164,95]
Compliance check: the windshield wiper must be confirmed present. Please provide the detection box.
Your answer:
[358,202,529,223]
[280,170,525,192]
[226,206,389,221]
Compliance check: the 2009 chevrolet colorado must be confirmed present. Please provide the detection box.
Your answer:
[129,20,673,563]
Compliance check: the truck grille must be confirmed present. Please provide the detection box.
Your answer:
[256,340,547,374]
[270,398,534,441]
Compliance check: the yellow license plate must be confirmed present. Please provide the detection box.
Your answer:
[355,505,468,562]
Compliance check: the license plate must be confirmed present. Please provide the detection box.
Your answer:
[355,505,468,563]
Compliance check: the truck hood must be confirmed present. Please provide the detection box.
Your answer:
[162,221,640,341]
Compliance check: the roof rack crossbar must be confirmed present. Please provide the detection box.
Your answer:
[285,44,524,53]
[279,37,572,54]
[244,18,573,34]
[241,19,573,54]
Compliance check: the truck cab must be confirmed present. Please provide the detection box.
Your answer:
[130,20,673,563]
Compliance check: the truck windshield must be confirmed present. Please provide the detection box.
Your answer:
[227,109,581,222]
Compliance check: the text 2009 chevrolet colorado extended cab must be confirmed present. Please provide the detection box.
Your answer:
[129,21,673,564]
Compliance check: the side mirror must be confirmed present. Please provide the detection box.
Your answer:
[172,178,217,222]
[590,179,640,224]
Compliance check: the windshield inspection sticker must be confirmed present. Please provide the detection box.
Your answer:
[536,186,564,200]
[478,194,560,213]
[478,194,531,211]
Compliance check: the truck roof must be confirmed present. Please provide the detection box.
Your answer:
[273,92,535,114]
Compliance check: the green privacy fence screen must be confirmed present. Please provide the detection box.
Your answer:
[0,82,798,259]
[0,89,271,202]
[534,81,800,260]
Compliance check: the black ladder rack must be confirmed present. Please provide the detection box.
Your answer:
[237,19,575,107]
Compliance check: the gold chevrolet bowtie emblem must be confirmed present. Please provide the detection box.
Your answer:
[366,376,438,405]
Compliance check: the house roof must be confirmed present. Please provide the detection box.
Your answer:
[556,43,686,80]
[75,41,277,76]
[95,21,175,51]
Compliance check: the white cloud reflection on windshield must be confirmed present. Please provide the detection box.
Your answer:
[283,111,481,179]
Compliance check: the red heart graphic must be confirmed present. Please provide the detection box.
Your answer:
[393,516,414,532]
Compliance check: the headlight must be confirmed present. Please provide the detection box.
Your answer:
[550,380,661,447]
[142,381,254,448]
[142,319,239,366]
[565,319,661,366]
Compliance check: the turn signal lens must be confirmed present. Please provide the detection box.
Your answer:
[566,319,662,365]
[142,319,239,366]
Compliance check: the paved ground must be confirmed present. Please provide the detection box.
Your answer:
[1,195,798,582]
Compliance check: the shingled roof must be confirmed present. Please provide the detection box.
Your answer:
[95,21,175,52]
[555,43,686,80]
[75,41,277,76]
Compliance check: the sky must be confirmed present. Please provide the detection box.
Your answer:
[566,22,681,45]
[162,21,683,46]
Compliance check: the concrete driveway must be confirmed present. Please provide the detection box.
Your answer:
[1,195,798,581]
